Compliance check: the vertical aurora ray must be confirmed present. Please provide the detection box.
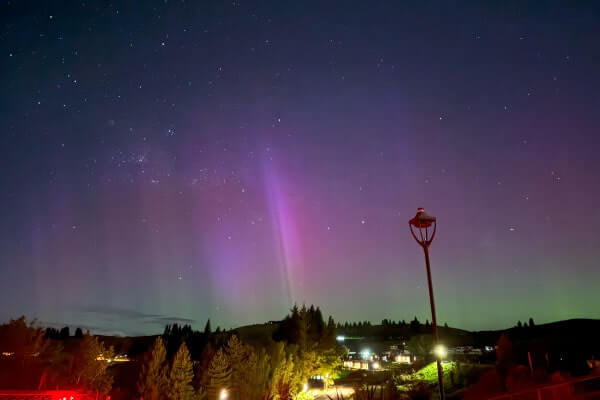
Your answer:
[261,157,303,308]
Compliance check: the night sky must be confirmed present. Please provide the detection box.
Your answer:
[2,1,600,336]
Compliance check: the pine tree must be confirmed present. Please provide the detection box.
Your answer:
[59,326,70,339]
[224,335,272,400]
[272,351,296,400]
[410,317,421,333]
[296,305,309,349]
[224,335,251,400]
[204,319,212,335]
[167,342,196,400]
[305,305,324,344]
[137,337,168,400]
[196,343,216,395]
[248,348,273,400]
[528,317,535,327]
[207,348,231,400]
[323,316,336,347]
[71,333,114,395]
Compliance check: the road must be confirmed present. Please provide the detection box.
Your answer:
[312,386,354,400]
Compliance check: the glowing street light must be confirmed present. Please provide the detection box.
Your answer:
[434,344,447,359]
[302,383,309,392]
[219,388,228,400]
[409,208,445,400]
[360,349,371,360]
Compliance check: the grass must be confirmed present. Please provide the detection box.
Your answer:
[411,361,456,383]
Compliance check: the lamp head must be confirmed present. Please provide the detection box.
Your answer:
[409,208,436,228]
[409,208,437,246]
[434,344,447,359]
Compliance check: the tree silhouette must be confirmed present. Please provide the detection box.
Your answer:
[204,319,212,335]
[273,304,307,347]
[410,317,421,333]
[196,343,216,394]
[271,349,297,400]
[137,337,168,400]
[45,327,60,339]
[323,316,336,347]
[74,327,84,338]
[407,334,432,357]
[70,333,114,395]
[247,348,274,400]
[224,335,251,400]
[167,342,195,400]
[207,348,231,400]
[59,326,70,339]
[307,306,325,343]
[528,317,535,327]
[0,317,62,389]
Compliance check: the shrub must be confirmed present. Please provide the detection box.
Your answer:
[407,382,431,400]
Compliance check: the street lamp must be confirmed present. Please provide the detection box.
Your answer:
[409,207,445,400]
[434,344,447,359]
[219,389,228,400]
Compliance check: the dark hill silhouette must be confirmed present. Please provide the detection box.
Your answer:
[41,318,600,369]
[472,318,600,346]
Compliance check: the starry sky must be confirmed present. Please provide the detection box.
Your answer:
[1,1,600,336]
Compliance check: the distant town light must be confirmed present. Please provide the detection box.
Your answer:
[371,361,380,370]
[219,388,228,399]
[434,344,447,359]
[336,335,345,342]
[395,354,411,364]
[360,349,371,360]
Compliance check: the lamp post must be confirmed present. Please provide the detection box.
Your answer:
[409,207,445,400]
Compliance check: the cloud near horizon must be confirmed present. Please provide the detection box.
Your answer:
[38,305,196,336]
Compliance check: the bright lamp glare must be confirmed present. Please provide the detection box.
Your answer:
[219,389,228,400]
[434,344,447,359]
[336,335,345,342]
[360,349,371,360]
[303,383,308,392]
[371,361,380,370]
